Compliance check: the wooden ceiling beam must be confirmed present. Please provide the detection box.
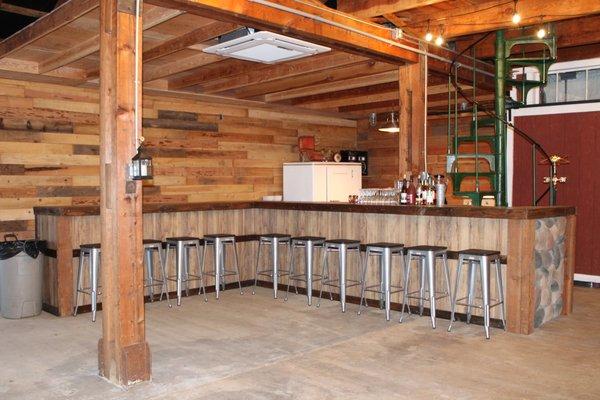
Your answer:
[145,0,419,65]
[338,0,449,18]
[0,0,98,59]
[38,5,184,74]
[264,69,399,102]
[455,15,600,59]
[233,60,395,99]
[402,0,600,39]
[143,21,238,62]
[0,3,47,18]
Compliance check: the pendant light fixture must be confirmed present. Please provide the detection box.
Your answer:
[511,0,521,24]
[378,112,400,133]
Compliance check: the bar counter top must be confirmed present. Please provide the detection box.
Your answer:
[34,201,575,220]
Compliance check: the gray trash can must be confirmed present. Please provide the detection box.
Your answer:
[0,236,45,319]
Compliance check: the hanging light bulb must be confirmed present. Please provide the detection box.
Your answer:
[511,0,521,24]
[435,35,444,46]
[378,112,400,133]
[537,27,547,38]
[424,20,433,42]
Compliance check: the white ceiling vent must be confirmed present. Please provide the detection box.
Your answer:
[203,31,331,64]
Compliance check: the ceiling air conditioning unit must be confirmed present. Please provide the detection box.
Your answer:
[203,28,331,64]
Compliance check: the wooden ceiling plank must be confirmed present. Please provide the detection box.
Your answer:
[264,69,399,102]
[234,61,396,99]
[145,0,419,65]
[0,0,99,59]
[143,21,238,62]
[143,52,221,82]
[338,0,449,18]
[38,5,184,74]
[188,52,368,94]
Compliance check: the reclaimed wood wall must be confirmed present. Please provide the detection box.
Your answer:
[0,78,357,240]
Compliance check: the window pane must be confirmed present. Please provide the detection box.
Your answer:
[588,68,600,100]
[557,70,586,102]
[542,73,556,104]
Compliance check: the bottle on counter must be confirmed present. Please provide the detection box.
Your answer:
[407,177,416,205]
[416,179,423,205]
[426,177,436,205]
[400,179,408,205]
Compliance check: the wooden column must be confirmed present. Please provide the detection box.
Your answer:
[506,219,536,335]
[398,56,426,174]
[55,216,74,317]
[98,0,150,385]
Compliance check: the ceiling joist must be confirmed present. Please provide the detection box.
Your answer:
[0,0,98,59]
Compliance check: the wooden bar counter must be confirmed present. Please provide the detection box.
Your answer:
[34,202,576,335]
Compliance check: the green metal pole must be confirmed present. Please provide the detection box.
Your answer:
[494,30,507,206]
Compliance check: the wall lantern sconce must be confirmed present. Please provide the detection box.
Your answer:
[129,144,153,180]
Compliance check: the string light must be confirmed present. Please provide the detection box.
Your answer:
[511,0,521,24]
[536,27,547,38]
[425,19,433,42]
[435,35,444,46]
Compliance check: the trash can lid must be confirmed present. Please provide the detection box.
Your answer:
[0,235,47,260]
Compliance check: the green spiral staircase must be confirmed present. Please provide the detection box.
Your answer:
[446,29,557,206]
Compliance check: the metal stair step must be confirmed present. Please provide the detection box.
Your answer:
[505,36,557,59]
[447,154,497,173]
[457,135,498,145]
[453,191,497,206]
[448,171,498,192]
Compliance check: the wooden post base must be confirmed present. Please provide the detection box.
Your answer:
[98,339,151,386]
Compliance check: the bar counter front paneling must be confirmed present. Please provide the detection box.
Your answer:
[35,202,576,335]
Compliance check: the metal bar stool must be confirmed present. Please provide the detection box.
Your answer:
[201,234,244,299]
[143,239,171,307]
[284,236,325,306]
[317,239,362,313]
[448,249,506,339]
[165,237,206,306]
[74,243,101,322]
[400,245,451,329]
[252,234,292,299]
[357,243,406,321]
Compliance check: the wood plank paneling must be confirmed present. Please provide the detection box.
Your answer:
[0,78,357,239]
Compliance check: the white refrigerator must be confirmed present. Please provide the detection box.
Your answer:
[283,162,362,202]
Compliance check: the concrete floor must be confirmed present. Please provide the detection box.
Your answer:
[1,287,599,400]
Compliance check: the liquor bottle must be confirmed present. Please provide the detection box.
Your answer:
[416,179,423,205]
[407,177,416,205]
[426,177,435,205]
[400,179,408,205]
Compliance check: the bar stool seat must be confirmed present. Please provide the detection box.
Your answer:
[74,243,101,322]
[253,234,292,298]
[201,234,243,299]
[285,236,325,305]
[317,239,361,312]
[448,248,506,339]
[165,237,206,306]
[143,239,170,306]
[458,249,501,257]
[358,242,405,321]
[406,245,447,252]
[326,239,360,246]
[400,245,451,328]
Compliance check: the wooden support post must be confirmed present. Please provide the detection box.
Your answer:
[56,216,74,317]
[506,219,536,335]
[562,214,576,315]
[98,0,150,386]
[398,56,425,174]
